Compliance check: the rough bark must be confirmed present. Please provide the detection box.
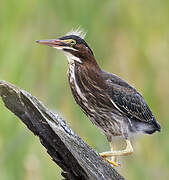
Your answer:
[0,80,125,180]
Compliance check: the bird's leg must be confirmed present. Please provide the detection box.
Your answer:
[100,142,119,167]
[100,139,133,158]
[109,142,117,162]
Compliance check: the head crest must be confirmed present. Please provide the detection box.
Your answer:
[66,28,86,39]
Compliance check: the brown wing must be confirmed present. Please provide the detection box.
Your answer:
[107,74,154,122]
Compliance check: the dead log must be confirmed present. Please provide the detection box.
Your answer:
[0,80,125,180]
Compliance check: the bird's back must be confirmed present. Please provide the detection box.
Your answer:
[103,71,161,135]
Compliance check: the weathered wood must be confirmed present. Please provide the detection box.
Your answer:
[0,80,125,180]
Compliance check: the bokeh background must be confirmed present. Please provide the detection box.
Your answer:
[0,0,169,179]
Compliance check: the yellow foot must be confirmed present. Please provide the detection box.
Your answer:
[104,157,119,167]
[100,139,133,158]
[100,153,119,167]
[100,139,133,166]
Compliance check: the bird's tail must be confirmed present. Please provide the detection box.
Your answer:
[151,117,161,131]
[129,116,161,134]
[144,117,161,134]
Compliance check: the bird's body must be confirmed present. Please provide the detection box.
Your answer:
[68,61,124,140]
[36,29,161,166]
[67,59,160,142]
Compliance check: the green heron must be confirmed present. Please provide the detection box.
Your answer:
[36,29,161,166]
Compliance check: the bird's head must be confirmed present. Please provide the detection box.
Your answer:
[36,29,94,64]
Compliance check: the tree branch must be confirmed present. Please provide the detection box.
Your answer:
[0,80,125,180]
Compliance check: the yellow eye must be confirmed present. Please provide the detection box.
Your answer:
[70,39,76,46]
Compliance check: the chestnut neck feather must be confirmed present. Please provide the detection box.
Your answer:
[68,56,107,98]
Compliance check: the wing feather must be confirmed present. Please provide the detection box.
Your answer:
[107,75,154,122]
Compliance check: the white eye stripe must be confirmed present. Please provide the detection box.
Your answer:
[53,47,63,50]
[63,46,78,51]
[53,46,78,51]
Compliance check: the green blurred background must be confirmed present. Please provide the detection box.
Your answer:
[0,0,169,179]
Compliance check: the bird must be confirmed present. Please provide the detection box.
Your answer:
[36,29,161,166]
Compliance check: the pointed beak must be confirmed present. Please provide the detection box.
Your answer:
[36,39,68,49]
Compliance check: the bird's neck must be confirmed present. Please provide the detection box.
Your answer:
[67,56,108,119]
[67,55,104,93]
[64,51,101,72]
[68,56,101,74]
[64,52,82,64]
